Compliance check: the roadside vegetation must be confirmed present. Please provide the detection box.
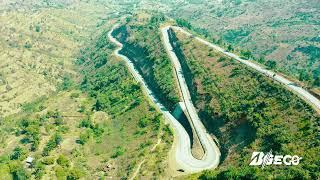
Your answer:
[170,29,319,179]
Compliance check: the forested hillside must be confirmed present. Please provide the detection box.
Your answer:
[112,13,180,110]
[169,29,319,179]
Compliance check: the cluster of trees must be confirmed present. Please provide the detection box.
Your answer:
[0,160,30,179]
[54,154,84,179]
[77,118,104,144]
[17,109,66,153]
[298,69,320,87]
[42,133,62,156]
[0,100,70,179]
[76,28,143,116]
[18,119,41,151]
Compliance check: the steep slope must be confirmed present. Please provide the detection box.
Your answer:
[112,13,180,110]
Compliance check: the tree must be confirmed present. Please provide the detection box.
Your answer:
[227,44,234,52]
[138,117,149,128]
[10,146,25,160]
[176,18,192,29]
[42,133,62,156]
[93,99,103,111]
[313,75,320,87]
[299,70,312,82]
[35,25,41,32]
[240,50,252,59]
[55,165,67,179]
[79,119,92,128]
[54,117,64,126]
[60,75,74,90]
[0,164,11,179]
[265,60,277,69]
[258,56,265,63]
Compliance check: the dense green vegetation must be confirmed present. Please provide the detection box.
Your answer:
[294,45,320,65]
[112,13,180,110]
[170,30,320,179]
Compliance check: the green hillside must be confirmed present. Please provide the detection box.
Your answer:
[170,29,319,179]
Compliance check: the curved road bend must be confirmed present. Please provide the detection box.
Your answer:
[171,26,320,112]
[108,24,220,173]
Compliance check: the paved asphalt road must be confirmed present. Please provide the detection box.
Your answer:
[108,24,220,173]
[161,26,221,171]
[171,26,320,112]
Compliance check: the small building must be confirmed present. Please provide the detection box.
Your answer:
[25,156,34,168]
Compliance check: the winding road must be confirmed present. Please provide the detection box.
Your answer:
[170,26,320,112]
[108,24,221,174]
[108,22,320,175]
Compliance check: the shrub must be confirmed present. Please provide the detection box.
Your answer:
[67,168,85,179]
[59,75,74,91]
[55,165,67,179]
[111,146,125,158]
[42,157,55,165]
[8,161,30,179]
[35,25,41,32]
[78,119,92,128]
[56,155,70,167]
[70,93,80,99]
[34,161,45,179]
[78,130,91,145]
[24,42,32,49]
[138,117,149,128]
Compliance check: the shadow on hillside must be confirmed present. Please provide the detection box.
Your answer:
[167,28,256,164]
[112,25,196,147]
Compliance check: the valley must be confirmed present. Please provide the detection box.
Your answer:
[0,1,319,179]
